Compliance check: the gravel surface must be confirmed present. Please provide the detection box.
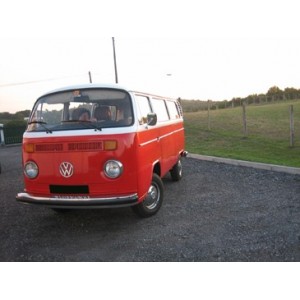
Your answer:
[0,145,299,261]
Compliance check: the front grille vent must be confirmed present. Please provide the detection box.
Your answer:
[68,142,103,151]
[35,144,63,152]
[34,142,103,152]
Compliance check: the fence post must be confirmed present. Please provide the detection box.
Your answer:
[242,102,248,137]
[207,100,211,130]
[289,105,295,147]
[0,124,4,146]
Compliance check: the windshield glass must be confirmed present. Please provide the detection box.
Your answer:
[27,88,134,132]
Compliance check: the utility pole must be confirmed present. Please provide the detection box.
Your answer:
[88,71,92,83]
[112,37,118,84]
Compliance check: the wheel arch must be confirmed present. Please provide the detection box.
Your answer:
[153,160,161,177]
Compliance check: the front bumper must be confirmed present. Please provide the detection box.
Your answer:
[16,192,138,209]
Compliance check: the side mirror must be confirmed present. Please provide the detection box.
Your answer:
[147,113,157,126]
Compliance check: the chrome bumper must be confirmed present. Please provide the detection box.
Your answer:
[16,192,138,208]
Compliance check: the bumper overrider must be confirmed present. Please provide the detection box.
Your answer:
[16,193,138,208]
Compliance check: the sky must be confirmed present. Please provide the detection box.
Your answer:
[1,0,300,113]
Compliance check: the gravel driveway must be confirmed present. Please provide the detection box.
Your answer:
[0,146,299,261]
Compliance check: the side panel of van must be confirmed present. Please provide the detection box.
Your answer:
[136,126,161,200]
[158,121,185,176]
[133,93,185,201]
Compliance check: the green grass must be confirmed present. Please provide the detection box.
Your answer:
[184,100,300,167]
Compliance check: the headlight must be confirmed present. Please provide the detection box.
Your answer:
[104,160,123,179]
[24,161,39,179]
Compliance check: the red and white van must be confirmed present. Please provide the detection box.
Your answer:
[16,84,186,217]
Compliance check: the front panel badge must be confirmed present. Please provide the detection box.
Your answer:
[59,162,74,178]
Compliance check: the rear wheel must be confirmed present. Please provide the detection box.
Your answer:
[170,158,183,181]
[132,173,164,218]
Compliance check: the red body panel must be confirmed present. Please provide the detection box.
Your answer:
[22,121,184,204]
[22,133,139,198]
[136,122,185,199]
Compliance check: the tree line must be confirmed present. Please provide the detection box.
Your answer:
[0,110,30,127]
[1,85,300,120]
[180,86,300,112]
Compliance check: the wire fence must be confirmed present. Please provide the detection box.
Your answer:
[184,100,300,148]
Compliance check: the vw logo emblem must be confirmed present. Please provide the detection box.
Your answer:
[59,162,74,178]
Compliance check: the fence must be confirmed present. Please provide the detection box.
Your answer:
[241,104,296,146]
[0,124,4,145]
[184,100,300,147]
[0,125,26,145]
[183,100,300,167]
[196,101,299,146]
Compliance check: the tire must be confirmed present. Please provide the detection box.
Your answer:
[170,158,183,181]
[132,173,164,218]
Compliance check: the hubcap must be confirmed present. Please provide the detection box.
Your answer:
[144,182,160,210]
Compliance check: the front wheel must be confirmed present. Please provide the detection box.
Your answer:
[132,173,164,218]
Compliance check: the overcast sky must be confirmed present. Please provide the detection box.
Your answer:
[1,0,300,113]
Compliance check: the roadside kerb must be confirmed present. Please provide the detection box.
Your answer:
[188,153,300,175]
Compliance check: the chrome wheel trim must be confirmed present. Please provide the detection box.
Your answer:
[144,182,160,210]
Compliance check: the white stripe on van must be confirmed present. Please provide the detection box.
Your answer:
[139,128,184,147]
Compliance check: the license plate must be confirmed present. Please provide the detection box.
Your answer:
[53,195,90,200]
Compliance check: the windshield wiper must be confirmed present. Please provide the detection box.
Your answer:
[77,121,103,131]
[28,121,52,134]
[61,120,102,131]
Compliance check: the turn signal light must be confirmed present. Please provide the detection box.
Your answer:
[24,143,35,153]
[104,140,117,151]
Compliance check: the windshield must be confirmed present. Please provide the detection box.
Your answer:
[27,88,134,132]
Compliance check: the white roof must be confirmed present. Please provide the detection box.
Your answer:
[39,83,131,98]
[38,83,175,100]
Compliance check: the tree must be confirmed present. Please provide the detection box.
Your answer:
[267,86,283,101]
[0,112,13,121]
[14,110,31,120]
[284,87,298,100]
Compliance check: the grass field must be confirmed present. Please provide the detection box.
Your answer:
[184,100,300,167]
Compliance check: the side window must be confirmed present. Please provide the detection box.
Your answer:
[151,98,169,122]
[136,95,152,124]
[166,100,180,120]
[176,101,183,117]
